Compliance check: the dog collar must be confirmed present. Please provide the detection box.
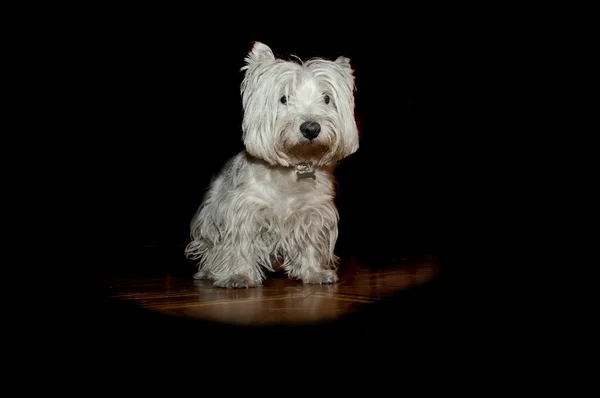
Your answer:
[295,162,316,181]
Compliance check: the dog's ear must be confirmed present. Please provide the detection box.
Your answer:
[335,56,352,69]
[247,41,275,63]
[335,56,355,85]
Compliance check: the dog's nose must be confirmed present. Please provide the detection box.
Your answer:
[300,121,321,140]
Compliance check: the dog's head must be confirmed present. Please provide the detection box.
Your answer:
[240,42,359,167]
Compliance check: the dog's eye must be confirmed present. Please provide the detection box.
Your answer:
[323,94,330,104]
[280,96,287,105]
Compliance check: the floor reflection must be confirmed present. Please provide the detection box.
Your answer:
[103,255,439,325]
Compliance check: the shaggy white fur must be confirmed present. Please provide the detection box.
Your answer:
[185,42,359,288]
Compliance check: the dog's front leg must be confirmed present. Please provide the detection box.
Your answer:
[283,209,340,284]
[193,218,268,289]
[296,245,339,285]
[210,246,265,288]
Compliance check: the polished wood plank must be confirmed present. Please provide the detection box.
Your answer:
[101,255,439,325]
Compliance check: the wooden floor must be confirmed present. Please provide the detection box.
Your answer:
[100,254,439,326]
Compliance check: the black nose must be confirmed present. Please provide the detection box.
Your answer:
[299,121,321,140]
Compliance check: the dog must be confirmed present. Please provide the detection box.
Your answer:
[184,42,359,288]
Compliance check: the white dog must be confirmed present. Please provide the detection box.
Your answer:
[184,42,359,288]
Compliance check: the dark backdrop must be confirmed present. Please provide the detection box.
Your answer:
[44,9,526,365]
[73,13,501,279]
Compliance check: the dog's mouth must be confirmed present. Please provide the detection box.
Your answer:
[287,141,330,161]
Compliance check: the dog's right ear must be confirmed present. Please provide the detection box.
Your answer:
[247,41,275,63]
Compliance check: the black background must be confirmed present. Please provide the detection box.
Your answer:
[78,17,488,270]
[35,6,533,374]
[55,6,519,336]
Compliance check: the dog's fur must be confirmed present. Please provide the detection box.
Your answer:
[185,42,359,288]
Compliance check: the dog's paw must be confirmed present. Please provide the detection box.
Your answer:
[302,270,338,285]
[193,270,210,280]
[213,274,261,289]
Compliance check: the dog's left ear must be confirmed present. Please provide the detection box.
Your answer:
[335,56,353,74]
[335,56,355,81]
